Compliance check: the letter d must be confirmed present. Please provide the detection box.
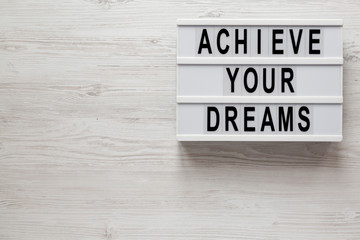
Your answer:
[207,106,220,131]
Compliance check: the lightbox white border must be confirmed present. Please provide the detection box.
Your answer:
[177,19,343,26]
[177,134,342,142]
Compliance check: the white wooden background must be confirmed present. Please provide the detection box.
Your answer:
[1,0,360,239]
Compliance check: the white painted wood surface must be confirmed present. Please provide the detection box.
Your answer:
[1,0,360,239]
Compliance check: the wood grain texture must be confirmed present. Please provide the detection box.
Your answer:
[1,0,360,239]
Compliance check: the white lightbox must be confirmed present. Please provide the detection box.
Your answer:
[177,19,343,142]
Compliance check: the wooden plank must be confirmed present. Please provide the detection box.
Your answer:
[0,0,360,239]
